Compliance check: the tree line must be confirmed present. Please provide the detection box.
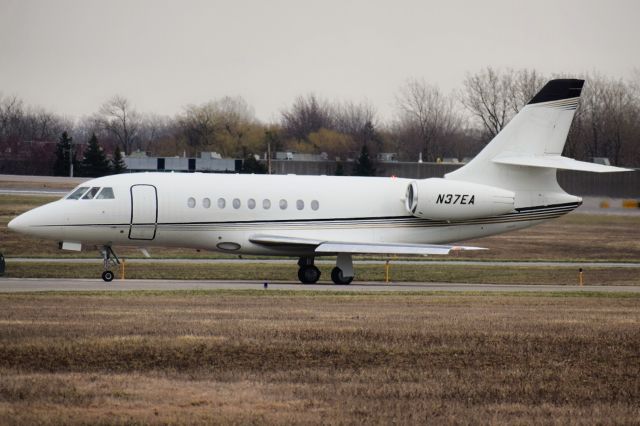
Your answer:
[1,67,638,177]
[52,132,126,178]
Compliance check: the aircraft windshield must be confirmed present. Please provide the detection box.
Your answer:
[82,187,101,200]
[66,187,89,200]
[96,187,115,199]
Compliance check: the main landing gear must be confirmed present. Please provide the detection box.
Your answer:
[331,266,353,285]
[100,246,120,282]
[297,254,354,285]
[297,256,321,284]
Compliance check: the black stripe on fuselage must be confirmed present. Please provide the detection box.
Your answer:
[35,202,581,229]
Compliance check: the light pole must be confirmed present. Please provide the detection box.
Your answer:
[68,143,74,177]
[66,137,84,177]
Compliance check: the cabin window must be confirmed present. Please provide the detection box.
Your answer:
[67,187,89,200]
[232,198,241,209]
[187,197,196,208]
[311,200,319,211]
[96,187,115,199]
[262,199,271,209]
[217,198,226,209]
[296,200,304,210]
[82,187,101,200]
[279,199,288,210]
[202,197,211,208]
[247,198,256,209]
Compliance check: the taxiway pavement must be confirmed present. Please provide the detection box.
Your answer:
[0,278,638,293]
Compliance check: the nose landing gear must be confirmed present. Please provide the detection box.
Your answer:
[101,270,115,282]
[100,246,120,282]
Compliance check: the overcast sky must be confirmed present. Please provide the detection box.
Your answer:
[1,0,638,123]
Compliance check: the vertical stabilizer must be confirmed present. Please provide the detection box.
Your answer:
[446,79,587,206]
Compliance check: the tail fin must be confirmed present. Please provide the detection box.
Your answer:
[446,79,629,204]
[445,79,627,192]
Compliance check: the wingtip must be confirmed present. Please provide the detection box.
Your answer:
[451,246,487,251]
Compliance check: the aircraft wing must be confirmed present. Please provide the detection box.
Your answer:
[249,234,484,255]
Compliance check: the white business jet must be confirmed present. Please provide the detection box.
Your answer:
[8,79,630,284]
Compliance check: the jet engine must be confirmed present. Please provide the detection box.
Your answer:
[405,178,515,220]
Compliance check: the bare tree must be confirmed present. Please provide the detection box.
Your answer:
[460,67,546,139]
[179,103,217,151]
[23,107,67,141]
[178,96,258,157]
[213,96,259,157]
[281,94,335,141]
[579,75,612,161]
[0,94,25,143]
[0,95,71,175]
[600,78,639,166]
[395,78,460,161]
[557,73,640,166]
[507,69,547,113]
[460,68,511,138]
[138,113,176,152]
[334,100,377,140]
[98,95,141,154]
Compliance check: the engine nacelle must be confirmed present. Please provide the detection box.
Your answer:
[405,178,515,220]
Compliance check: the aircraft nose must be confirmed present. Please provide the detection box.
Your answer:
[7,214,27,232]
[7,203,65,239]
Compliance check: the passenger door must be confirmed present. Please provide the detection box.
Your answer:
[129,184,157,240]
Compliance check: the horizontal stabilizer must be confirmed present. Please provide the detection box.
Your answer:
[492,155,632,173]
[250,234,485,256]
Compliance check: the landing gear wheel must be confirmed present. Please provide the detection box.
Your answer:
[102,270,114,282]
[100,246,120,283]
[298,265,321,284]
[331,267,353,285]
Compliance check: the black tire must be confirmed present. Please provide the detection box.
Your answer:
[102,270,114,282]
[298,265,321,284]
[331,267,353,285]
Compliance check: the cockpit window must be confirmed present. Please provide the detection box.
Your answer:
[82,187,101,200]
[67,187,89,200]
[96,187,115,199]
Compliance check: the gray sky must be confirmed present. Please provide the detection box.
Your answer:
[1,0,638,123]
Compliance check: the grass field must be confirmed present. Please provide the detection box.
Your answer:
[2,194,640,263]
[0,291,638,424]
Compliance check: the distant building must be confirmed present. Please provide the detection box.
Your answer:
[123,151,240,173]
[275,151,329,161]
[442,157,460,164]
[377,152,397,162]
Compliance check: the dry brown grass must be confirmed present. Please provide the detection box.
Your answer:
[0,293,639,424]
[0,180,78,191]
[463,213,640,261]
